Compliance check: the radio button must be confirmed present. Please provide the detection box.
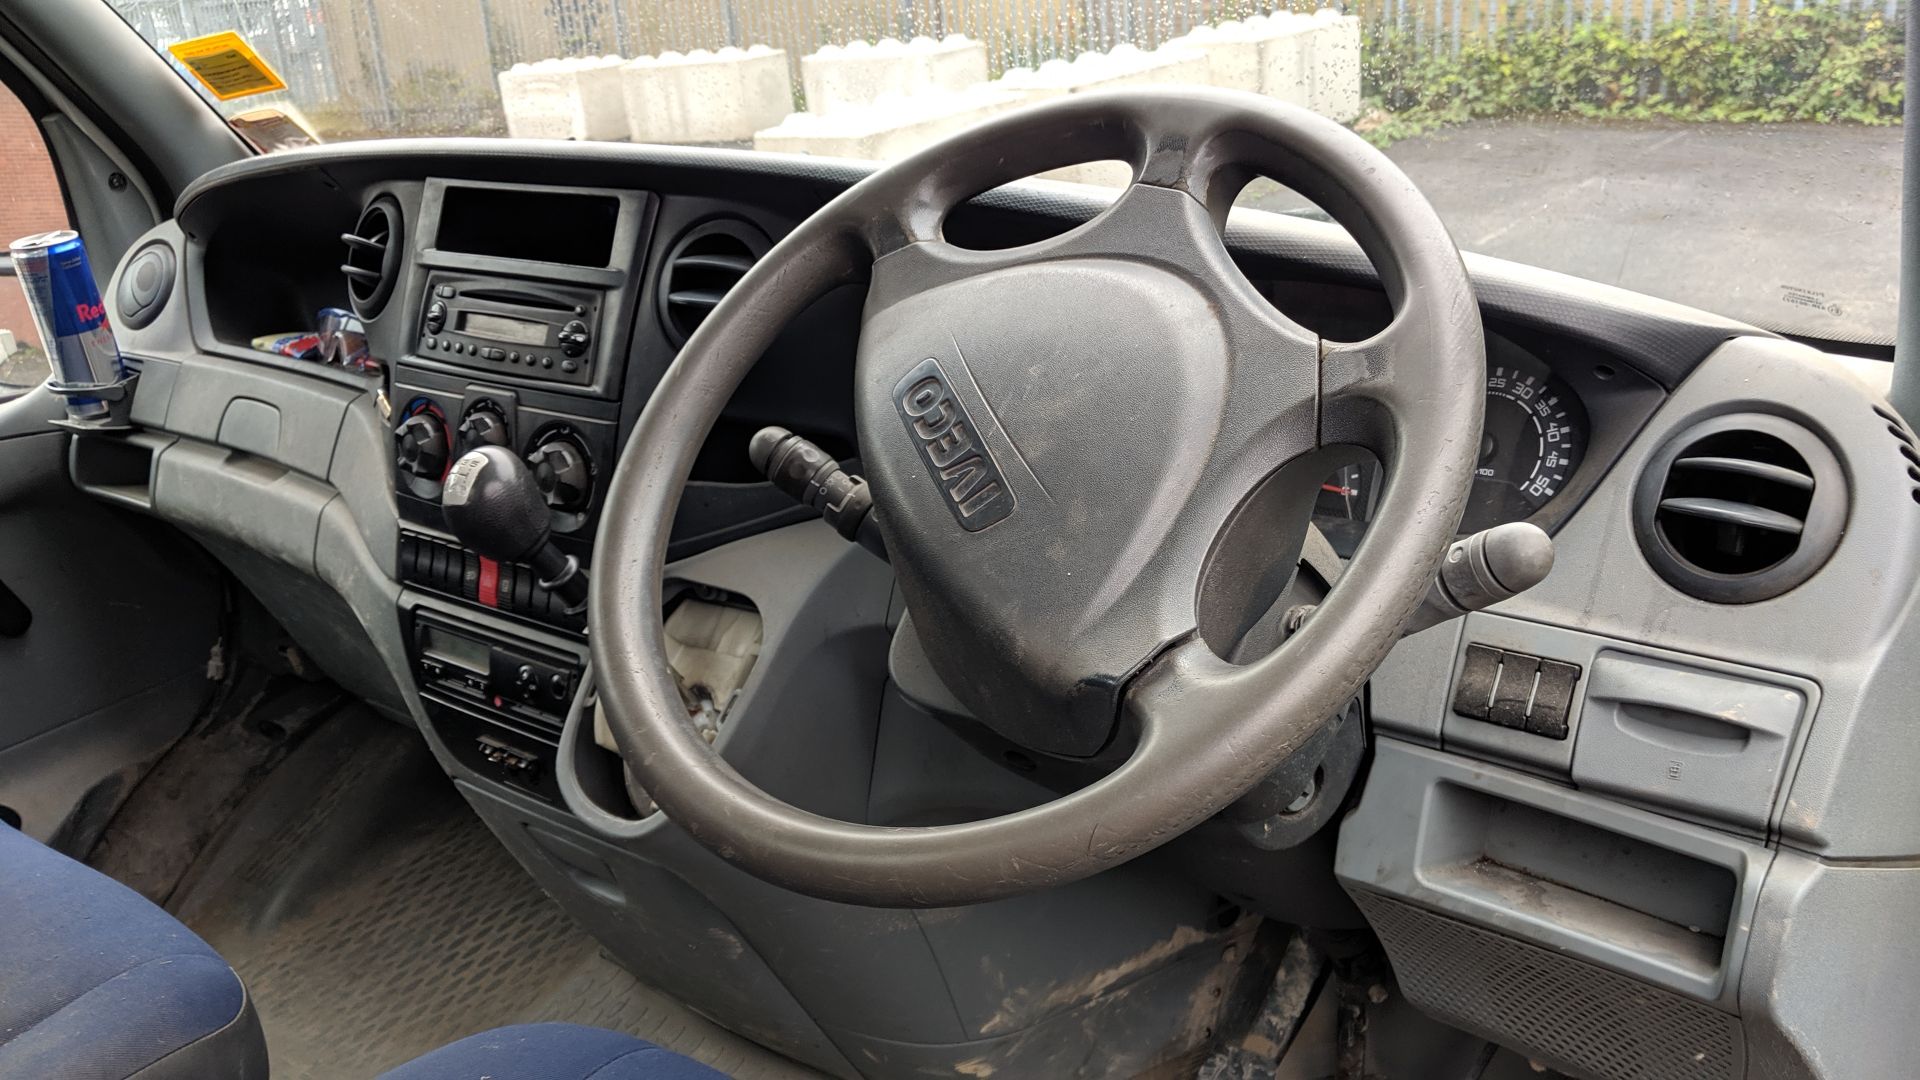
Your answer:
[423,337,437,351]
[483,347,505,361]
[435,284,455,298]
[561,358,579,373]
[541,356,554,369]
[507,351,519,363]
[558,319,591,357]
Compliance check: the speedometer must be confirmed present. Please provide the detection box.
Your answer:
[1461,357,1587,534]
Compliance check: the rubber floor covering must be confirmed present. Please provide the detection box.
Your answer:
[174,713,817,1079]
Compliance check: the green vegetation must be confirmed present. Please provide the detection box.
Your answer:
[1361,3,1905,144]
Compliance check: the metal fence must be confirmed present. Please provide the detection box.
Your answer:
[109,0,1906,137]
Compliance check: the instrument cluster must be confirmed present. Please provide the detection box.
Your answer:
[1313,333,1592,556]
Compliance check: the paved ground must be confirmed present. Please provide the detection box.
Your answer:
[1237,120,1902,344]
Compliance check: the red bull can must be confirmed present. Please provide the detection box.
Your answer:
[11,230,123,420]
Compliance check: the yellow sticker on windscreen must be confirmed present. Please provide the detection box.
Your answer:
[167,31,287,101]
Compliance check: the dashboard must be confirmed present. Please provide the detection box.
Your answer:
[168,147,1675,636]
[65,138,1920,1080]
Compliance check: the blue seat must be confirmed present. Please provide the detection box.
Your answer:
[0,824,267,1079]
[378,1023,727,1079]
[1,825,720,1080]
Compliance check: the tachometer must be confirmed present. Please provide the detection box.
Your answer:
[1461,359,1586,534]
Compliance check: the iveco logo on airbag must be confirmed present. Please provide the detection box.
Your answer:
[893,357,1014,531]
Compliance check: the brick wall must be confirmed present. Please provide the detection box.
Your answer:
[1,89,70,353]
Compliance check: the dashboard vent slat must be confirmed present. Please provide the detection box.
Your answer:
[658,219,767,345]
[673,253,754,274]
[1634,415,1845,604]
[1669,455,1814,491]
[1871,404,1920,505]
[1656,497,1805,536]
[667,288,726,309]
[341,197,403,319]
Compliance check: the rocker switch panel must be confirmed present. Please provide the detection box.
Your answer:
[1450,643,1581,741]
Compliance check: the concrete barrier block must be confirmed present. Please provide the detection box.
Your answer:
[996,43,1211,102]
[989,44,1207,185]
[801,38,921,116]
[1235,12,1315,108]
[498,56,628,141]
[623,45,792,144]
[1164,22,1263,93]
[754,86,1026,161]
[919,35,990,95]
[1308,9,1363,122]
[800,35,989,116]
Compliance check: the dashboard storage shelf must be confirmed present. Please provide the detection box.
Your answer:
[1338,739,1771,1007]
[1338,738,1772,1080]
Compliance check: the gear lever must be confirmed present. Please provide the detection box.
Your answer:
[441,445,589,615]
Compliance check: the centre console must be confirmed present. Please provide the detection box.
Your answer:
[407,607,584,804]
[389,179,654,807]
[390,178,656,634]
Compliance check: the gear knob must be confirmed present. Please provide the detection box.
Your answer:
[443,445,552,563]
[442,445,590,615]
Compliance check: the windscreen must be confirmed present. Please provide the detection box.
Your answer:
[107,0,1904,344]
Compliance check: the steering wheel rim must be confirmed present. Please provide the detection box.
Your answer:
[591,89,1485,907]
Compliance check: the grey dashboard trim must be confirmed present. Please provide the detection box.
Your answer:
[1338,737,1771,1010]
[176,138,1775,391]
[1484,334,1920,859]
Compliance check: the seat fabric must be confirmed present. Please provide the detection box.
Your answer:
[0,824,266,1079]
[377,1022,727,1080]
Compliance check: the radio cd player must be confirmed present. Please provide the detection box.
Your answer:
[418,272,602,387]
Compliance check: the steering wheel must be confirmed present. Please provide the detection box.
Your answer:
[592,89,1485,907]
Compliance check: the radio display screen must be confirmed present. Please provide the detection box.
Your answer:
[435,185,620,267]
[460,311,549,346]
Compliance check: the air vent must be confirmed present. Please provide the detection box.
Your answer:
[658,219,767,345]
[1872,404,1920,505]
[340,196,403,319]
[1633,414,1845,603]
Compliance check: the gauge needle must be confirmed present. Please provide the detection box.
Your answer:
[1322,484,1358,495]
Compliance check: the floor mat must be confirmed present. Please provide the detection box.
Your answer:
[171,710,817,1080]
